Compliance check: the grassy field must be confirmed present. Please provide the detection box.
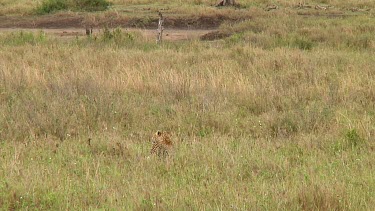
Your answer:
[0,1,375,210]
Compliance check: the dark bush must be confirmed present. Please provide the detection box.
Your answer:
[36,0,67,14]
[72,0,110,12]
[36,0,110,14]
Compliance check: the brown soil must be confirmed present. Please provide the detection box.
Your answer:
[0,13,250,29]
[0,12,252,41]
[0,6,367,41]
[0,27,214,42]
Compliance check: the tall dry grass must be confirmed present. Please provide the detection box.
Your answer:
[0,12,374,210]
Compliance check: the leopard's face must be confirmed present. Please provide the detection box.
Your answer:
[151,131,172,145]
[152,131,164,142]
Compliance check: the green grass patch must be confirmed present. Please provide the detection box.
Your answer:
[0,31,47,46]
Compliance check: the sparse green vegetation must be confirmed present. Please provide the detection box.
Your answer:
[0,0,374,210]
[0,30,47,45]
[218,13,375,51]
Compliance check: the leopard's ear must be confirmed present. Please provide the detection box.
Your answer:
[157,131,162,136]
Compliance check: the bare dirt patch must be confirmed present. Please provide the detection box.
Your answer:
[0,27,214,41]
[0,12,251,29]
[0,12,251,41]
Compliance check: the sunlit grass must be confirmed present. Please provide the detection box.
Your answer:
[0,5,374,210]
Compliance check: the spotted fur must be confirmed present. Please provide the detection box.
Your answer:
[150,131,173,158]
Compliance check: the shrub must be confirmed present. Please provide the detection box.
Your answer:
[74,27,140,48]
[36,0,68,14]
[73,0,111,12]
[101,27,136,46]
[36,0,110,14]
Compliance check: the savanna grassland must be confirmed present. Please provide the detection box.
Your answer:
[0,0,375,210]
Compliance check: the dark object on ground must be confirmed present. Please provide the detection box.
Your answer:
[216,0,236,7]
[265,4,278,11]
[85,27,93,36]
[200,30,231,41]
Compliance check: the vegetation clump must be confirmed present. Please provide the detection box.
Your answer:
[36,0,111,14]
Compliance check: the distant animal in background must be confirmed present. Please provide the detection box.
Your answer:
[150,131,173,158]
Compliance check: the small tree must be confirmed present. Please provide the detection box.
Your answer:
[156,12,164,44]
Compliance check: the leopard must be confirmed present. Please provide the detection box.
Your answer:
[150,131,173,158]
